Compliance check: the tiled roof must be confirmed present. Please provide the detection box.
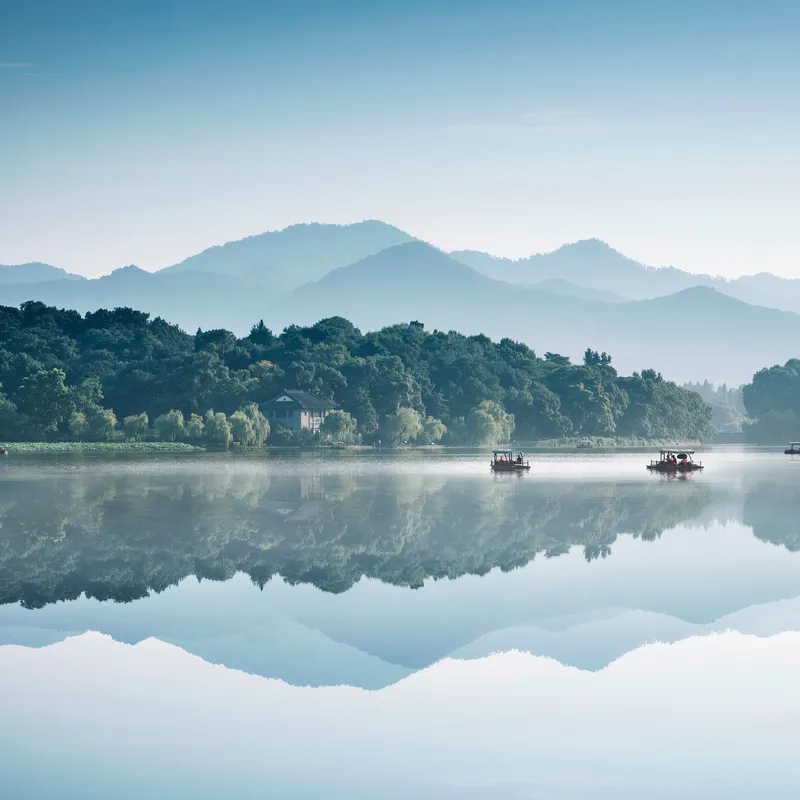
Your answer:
[264,389,339,411]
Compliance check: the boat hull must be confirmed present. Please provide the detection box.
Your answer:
[646,463,703,472]
[490,464,531,471]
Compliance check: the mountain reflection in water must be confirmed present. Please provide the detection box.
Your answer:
[1,630,799,799]
[2,453,800,797]
[0,452,799,691]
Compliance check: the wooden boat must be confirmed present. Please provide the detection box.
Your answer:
[785,442,800,455]
[646,450,703,472]
[490,449,530,471]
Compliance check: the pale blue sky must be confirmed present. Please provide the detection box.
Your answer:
[2,0,799,277]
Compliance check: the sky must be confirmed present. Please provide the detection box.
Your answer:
[2,0,799,278]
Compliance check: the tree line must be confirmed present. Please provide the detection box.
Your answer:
[0,302,715,445]
[741,358,800,443]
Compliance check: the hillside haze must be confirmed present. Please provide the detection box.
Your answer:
[160,220,415,293]
[451,239,709,298]
[0,263,84,285]
[453,239,800,311]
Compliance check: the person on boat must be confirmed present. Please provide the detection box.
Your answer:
[516,454,522,464]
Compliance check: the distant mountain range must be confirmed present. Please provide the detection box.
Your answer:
[0,262,84,285]
[453,238,800,310]
[276,242,800,385]
[2,220,799,384]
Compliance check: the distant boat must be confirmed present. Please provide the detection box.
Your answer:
[490,450,530,471]
[0,446,7,456]
[785,442,800,455]
[577,439,593,449]
[646,450,703,473]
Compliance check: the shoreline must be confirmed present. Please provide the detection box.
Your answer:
[1,442,205,454]
[1,440,721,455]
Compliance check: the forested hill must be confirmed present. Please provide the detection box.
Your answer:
[741,359,800,444]
[0,302,713,444]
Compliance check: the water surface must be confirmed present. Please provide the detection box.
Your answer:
[1,449,799,797]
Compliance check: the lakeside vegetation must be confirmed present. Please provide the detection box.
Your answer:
[0,302,716,447]
[741,359,800,444]
[2,441,204,453]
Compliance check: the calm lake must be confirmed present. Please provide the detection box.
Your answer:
[1,448,799,798]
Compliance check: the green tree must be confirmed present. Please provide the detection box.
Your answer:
[381,407,423,444]
[185,413,205,441]
[68,411,89,441]
[229,409,255,446]
[204,410,232,449]
[467,400,514,444]
[70,377,104,415]
[88,408,118,441]
[16,368,74,439]
[247,320,274,346]
[153,409,185,442]
[420,415,447,443]
[0,389,22,440]
[345,387,379,439]
[466,406,496,444]
[743,359,800,419]
[320,410,359,444]
[123,412,150,441]
[240,402,270,446]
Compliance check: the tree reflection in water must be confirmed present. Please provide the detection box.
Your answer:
[0,462,785,610]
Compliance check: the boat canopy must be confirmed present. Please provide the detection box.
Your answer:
[659,450,695,455]
[789,443,800,446]
[492,450,514,455]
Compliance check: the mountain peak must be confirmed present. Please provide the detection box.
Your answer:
[104,265,152,282]
[536,238,635,265]
[159,219,415,290]
[278,219,410,235]
[317,240,476,285]
[556,238,617,253]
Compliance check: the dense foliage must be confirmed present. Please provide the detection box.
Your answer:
[742,359,800,443]
[0,302,714,443]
